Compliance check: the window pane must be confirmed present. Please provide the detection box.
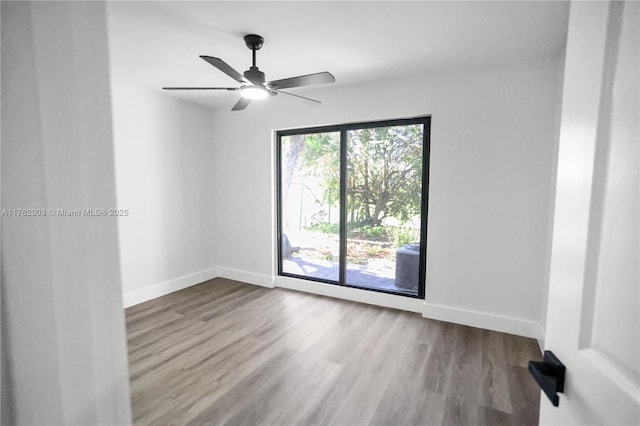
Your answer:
[345,125,424,295]
[280,132,341,281]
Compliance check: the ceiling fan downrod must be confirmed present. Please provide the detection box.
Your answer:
[245,34,263,66]
[243,34,265,85]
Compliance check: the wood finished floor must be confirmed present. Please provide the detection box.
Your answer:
[126,278,541,426]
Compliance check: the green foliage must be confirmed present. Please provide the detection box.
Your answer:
[307,222,340,234]
[283,124,424,230]
[389,226,417,248]
[349,224,387,240]
[364,225,386,239]
[301,133,340,206]
[307,222,388,241]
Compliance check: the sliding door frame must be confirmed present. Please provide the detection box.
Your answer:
[276,116,431,299]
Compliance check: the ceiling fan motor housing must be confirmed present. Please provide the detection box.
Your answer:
[244,66,265,85]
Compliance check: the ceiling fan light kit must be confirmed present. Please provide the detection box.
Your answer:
[241,86,269,100]
[163,34,335,111]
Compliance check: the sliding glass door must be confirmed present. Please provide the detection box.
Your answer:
[277,117,430,298]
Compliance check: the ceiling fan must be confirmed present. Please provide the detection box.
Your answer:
[163,34,335,111]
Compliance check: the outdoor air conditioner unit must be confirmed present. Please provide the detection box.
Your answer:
[395,243,420,290]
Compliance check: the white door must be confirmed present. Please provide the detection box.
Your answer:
[542,1,639,424]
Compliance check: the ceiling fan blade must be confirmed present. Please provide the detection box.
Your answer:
[276,90,321,104]
[162,87,239,91]
[231,97,251,111]
[267,72,335,90]
[200,56,247,83]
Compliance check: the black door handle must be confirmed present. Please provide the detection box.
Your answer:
[528,350,566,406]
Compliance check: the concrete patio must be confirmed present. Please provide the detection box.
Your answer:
[282,255,417,295]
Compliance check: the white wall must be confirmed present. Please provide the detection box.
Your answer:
[1,2,131,424]
[212,59,562,337]
[111,82,218,306]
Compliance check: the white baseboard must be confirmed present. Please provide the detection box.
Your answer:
[422,302,541,339]
[122,267,219,308]
[122,266,544,341]
[216,267,275,288]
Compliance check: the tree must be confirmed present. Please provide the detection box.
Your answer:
[347,125,423,226]
[284,124,423,228]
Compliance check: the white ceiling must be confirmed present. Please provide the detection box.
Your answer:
[107,1,569,110]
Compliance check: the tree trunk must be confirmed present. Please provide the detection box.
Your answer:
[367,191,389,226]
